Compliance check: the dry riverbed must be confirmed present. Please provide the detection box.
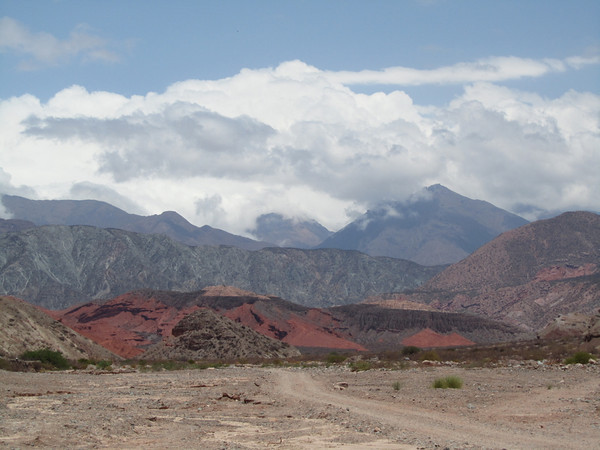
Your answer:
[1,363,599,449]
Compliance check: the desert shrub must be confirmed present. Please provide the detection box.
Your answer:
[432,375,463,389]
[402,346,421,356]
[419,350,441,361]
[96,360,113,370]
[326,352,347,364]
[392,381,402,391]
[349,360,372,372]
[20,349,70,370]
[564,351,593,365]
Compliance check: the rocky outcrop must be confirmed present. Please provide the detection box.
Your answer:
[142,309,300,360]
[538,310,600,341]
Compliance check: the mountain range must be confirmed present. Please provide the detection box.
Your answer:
[2,184,528,264]
[1,188,598,360]
[1,194,272,251]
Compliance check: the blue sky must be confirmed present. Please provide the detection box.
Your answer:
[0,0,599,234]
[2,1,599,101]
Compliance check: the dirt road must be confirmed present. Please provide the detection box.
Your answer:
[1,363,599,449]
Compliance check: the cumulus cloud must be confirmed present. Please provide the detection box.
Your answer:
[0,166,37,218]
[0,57,598,233]
[0,17,119,69]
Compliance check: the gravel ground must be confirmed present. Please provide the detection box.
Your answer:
[1,363,599,449]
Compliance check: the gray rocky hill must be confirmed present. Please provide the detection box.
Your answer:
[0,225,444,310]
[141,308,300,360]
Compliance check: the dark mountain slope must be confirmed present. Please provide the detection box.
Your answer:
[0,225,444,310]
[317,184,528,265]
[0,218,36,233]
[1,194,271,250]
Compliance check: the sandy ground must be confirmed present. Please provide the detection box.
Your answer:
[1,363,599,449]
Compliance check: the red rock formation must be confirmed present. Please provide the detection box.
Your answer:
[401,328,475,348]
[52,288,366,357]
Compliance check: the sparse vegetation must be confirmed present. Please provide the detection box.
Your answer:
[96,360,113,370]
[419,350,440,361]
[326,352,347,364]
[349,360,372,372]
[392,381,402,390]
[402,346,421,356]
[564,351,593,365]
[20,349,70,370]
[432,375,463,389]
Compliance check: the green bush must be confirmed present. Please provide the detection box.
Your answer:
[349,360,372,372]
[432,375,463,389]
[20,349,70,370]
[392,381,402,391]
[96,360,113,370]
[564,351,593,365]
[402,346,421,356]
[326,352,347,364]
[0,357,10,371]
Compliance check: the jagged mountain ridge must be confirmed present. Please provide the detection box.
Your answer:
[1,194,272,250]
[317,184,528,265]
[0,225,444,310]
[408,211,600,330]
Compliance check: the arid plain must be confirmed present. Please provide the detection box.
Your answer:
[1,362,599,449]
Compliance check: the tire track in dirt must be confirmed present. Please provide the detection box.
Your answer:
[272,369,584,449]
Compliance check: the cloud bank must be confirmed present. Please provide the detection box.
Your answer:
[0,57,599,234]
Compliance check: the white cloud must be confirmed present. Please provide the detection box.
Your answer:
[0,57,598,234]
[68,181,146,215]
[325,56,573,86]
[0,17,119,69]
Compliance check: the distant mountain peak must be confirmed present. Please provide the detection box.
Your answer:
[318,185,528,265]
[249,212,332,248]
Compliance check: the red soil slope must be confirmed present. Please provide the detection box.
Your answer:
[49,296,199,358]
[224,304,366,351]
[402,328,475,348]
